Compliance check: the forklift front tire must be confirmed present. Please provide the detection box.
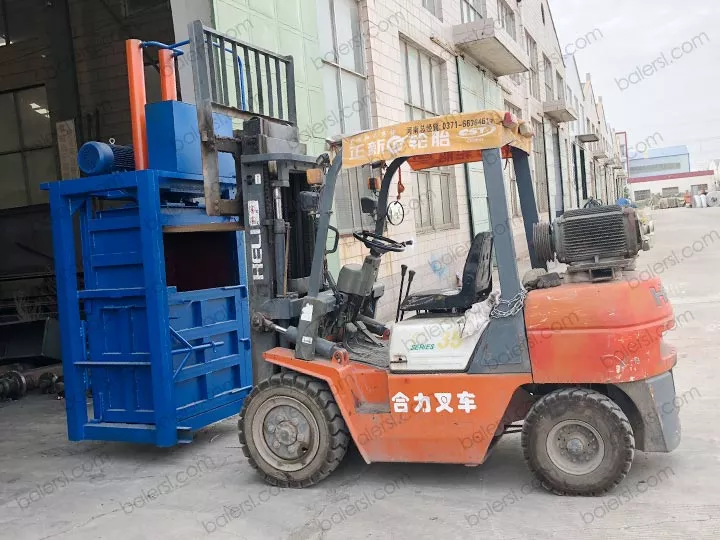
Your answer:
[239,373,349,488]
[521,388,635,496]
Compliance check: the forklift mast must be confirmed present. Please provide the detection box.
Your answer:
[187,21,325,382]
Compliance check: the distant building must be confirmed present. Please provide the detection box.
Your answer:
[628,146,691,179]
[629,170,714,201]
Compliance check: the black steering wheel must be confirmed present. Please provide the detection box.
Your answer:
[353,230,407,253]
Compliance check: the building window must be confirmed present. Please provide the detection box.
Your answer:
[662,187,680,197]
[526,33,540,100]
[422,0,441,18]
[505,101,522,216]
[543,55,553,101]
[402,40,443,120]
[318,0,369,137]
[335,166,376,233]
[634,189,651,201]
[576,100,582,132]
[556,73,564,101]
[413,170,454,230]
[541,3,546,25]
[318,0,371,233]
[460,0,483,23]
[0,86,58,209]
[498,0,516,41]
[532,119,549,213]
[401,41,455,232]
[504,101,522,120]
[628,162,683,175]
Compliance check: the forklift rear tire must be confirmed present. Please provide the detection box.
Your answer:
[239,372,349,488]
[521,388,635,496]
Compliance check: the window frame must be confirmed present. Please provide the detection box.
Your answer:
[556,73,564,101]
[505,100,522,217]
[413,169,456,232]
[402,40,443,121]
[498,0,517,41]
[319,0,372,234]
[526,32,540,100]
[320,0,370,137]
[335,166,377,234]
[0,84,58,208]
[401,39,456,233]
[422,0,441,19]
[532,118,549,214]
[460,0,484,23]
[543,55,554,101]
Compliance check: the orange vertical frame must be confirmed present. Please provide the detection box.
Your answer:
[158,49,178,102]
[126,39,148,170]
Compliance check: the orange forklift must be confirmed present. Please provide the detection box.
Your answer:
[235,109,680,496]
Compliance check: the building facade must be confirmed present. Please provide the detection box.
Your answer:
[0,0,626,323]
[629,145,691,179]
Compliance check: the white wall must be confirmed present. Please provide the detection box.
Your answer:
[630,174,714,199]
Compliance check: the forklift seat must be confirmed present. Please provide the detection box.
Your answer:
[400,232,493,313]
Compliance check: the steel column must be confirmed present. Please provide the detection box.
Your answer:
[136,172,175,446]
[511,147,543,270]
[484,149,522,297]
[48,189,87,440]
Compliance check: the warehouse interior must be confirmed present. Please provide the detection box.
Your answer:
[0,0,175,390]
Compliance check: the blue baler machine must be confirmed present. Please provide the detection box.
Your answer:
[43,21,313,446]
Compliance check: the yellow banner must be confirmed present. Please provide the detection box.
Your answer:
[342,110,533,169]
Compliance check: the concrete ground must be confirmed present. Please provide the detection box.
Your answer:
[2,207,720,540]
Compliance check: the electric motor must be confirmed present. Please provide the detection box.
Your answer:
[78,142,136,176]
[534,205,646,266]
